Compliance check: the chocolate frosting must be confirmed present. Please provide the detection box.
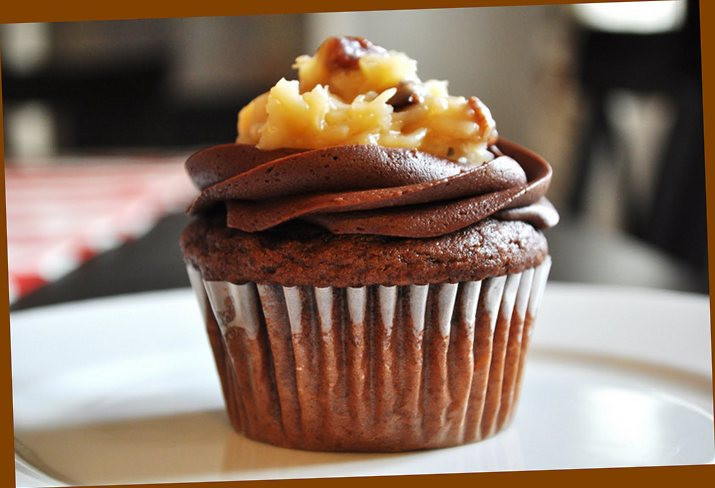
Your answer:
[186,139,558,238]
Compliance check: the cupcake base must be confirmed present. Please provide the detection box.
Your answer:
[187,257,551,452]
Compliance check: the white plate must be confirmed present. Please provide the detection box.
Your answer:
[11,283,714,487]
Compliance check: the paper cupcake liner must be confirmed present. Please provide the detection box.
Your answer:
[187,257,551,452]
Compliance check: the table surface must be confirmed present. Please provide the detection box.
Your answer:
[9,213,709,312]
[4,154,195,303]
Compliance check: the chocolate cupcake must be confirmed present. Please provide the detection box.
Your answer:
[180,36,559,452]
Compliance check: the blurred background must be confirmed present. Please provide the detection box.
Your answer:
[2,1,708,309]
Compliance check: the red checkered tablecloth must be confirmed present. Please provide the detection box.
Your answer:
[5,154,197,303]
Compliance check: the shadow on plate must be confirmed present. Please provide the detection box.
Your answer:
[15,408,412,485]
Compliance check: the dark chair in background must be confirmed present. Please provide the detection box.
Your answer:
[3,57,168,148]
[1,56,246,150]
[568,0,707,290]
[1,17,306,152]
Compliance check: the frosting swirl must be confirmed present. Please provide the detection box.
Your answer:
[186,138,559,238]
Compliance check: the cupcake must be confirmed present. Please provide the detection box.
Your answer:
[180,36,559,452]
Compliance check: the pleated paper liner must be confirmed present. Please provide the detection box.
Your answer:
[186,256,551,452]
